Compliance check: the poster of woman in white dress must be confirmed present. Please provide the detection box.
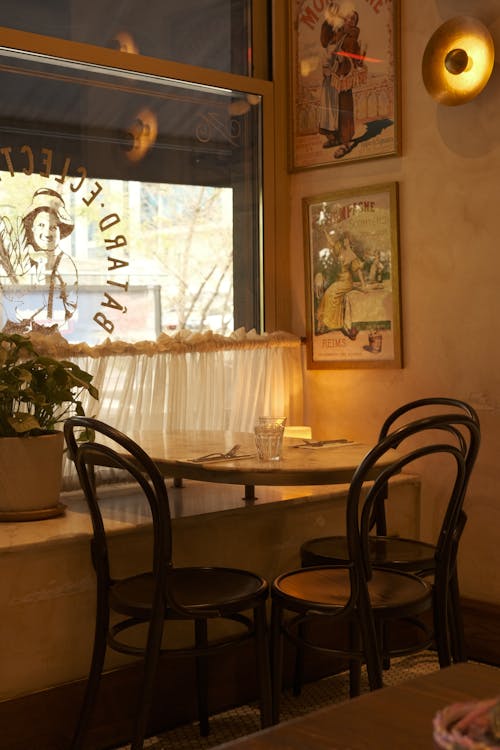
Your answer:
[303,183,402,368]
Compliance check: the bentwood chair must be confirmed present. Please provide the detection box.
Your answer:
[270,413,480,724]
[64,417,272,750]
[299,398,480,667]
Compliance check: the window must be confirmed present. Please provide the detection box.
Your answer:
[0,0,257,75]
[0,2,274,344]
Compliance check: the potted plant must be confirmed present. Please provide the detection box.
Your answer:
[0,331,98,520]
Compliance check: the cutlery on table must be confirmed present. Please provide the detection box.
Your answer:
[291,439,353,449]
[184,444,255,463]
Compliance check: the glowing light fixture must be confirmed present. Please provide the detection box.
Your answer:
[111,31,139,55]
[422,16,495,106]
[124,108,158,163]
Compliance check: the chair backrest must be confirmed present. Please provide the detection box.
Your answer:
[378,398,479,441]
[64,416,173,586]
[346,413,480,584]
[372,398,480,535]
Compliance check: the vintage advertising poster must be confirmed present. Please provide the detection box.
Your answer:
[303,182,402,368]
[289,0,399,170]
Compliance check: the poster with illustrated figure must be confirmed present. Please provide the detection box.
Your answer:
[303,182,402,368]
[289,0,399,170]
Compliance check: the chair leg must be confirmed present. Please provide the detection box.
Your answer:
[292,622,305,697]
[448,570,467,662]
[130,607,166,750]
[254,603,273,728]
[433,585,452,668]
[380,621,391,670]
[348,621,361,698]
[270,600,284,725]
[357,598,383,692]
[195,619,210,737]
[71,589,109,750]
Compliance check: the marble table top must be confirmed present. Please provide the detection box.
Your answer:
[120,429,388,487]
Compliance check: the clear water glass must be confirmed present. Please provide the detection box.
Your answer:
[254,417,287,461]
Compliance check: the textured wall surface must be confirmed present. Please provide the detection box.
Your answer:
[1,477,419,700]
[286,0,500,602]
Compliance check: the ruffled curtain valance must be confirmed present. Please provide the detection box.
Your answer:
[38,328,305,488]
[28,327,301,358]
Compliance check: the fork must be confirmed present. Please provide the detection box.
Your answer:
[192,444,241,462]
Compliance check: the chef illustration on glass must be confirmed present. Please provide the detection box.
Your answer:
[0,187,78,332]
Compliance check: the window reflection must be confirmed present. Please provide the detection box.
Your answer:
[0,0,253,75]
[0,49,263,343]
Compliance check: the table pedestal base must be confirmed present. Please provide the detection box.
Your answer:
[244,485,256,501]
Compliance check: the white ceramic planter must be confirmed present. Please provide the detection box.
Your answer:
[0,431,65,521]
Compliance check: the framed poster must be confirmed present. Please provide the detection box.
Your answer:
[303,182,402,368]
[289,0,400,170]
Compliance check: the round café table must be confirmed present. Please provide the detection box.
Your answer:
[119,430,395,500]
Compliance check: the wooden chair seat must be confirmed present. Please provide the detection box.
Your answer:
[110,566,268,619]
[301,536,436,572]
[274,567,431,615]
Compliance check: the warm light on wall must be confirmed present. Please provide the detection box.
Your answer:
[284,426,312,440]
[422,16,495,106]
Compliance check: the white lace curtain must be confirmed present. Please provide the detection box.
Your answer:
[29,328,305,487]
[73,330,304,433]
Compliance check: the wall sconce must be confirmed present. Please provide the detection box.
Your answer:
[422,16,495,105]
[124,108,158,163]
[110,31,139,55]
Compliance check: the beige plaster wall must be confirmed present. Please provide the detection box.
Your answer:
[281,1,500,603]
[1,478,419,700]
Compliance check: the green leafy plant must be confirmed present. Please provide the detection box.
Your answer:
[0,332,98,437]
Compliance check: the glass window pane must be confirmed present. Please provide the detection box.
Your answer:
[0,0,253,75]
[0,48,263,343]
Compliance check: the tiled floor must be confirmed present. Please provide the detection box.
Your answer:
[114,650,444,750]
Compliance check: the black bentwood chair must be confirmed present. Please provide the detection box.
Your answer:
[64,417,272,750]
[270,413,480,724]
[300,398,480,668]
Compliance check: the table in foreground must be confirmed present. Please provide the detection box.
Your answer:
[125,430,395,500]
[214,662,500,750]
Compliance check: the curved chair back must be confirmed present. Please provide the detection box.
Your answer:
[64,416,173,604]
[378,397,479,440]
[371,398,480,536]
[346,413,480,587]
[272,413,480,717]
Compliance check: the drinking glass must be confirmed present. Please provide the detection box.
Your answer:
[254,417,287,461]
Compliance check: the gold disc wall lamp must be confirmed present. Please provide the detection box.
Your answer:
[422,16,495,105]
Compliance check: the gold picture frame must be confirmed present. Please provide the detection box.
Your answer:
[288,0,400,171]
[303,182,402,369]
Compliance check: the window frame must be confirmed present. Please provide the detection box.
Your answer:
[0,23,277,333]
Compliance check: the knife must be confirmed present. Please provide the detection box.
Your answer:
[179,453,256,464]
[291,439,352,449]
